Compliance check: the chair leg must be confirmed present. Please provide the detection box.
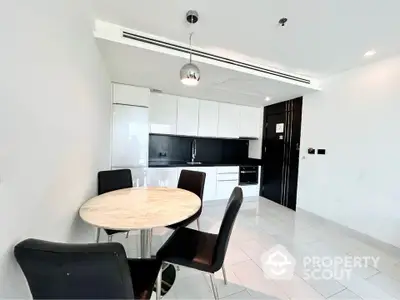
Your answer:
[209,274,219,300]
[196,219,200,230]
[96,228,101,243]
[108,235,112,242]
[156,268,162,300]
[222,265,228,285]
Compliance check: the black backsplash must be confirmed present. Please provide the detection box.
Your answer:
[149,134,249,164]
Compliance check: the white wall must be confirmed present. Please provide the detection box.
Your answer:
[0,1,111,297]
[297,54,400,247]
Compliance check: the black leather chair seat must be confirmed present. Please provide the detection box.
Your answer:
[14,239,161,300]
[157,227,218,273]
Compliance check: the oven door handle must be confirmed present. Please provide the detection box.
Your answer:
[240,171,257,174]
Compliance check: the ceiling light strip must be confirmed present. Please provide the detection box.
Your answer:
[122,31,311,84]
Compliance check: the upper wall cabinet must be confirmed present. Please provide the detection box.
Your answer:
[217,103,240,138]
[149,93,177,134]
[177,96,199,136]
[113,83,150,107]
[239,106,261,138]
[198,100,219,137]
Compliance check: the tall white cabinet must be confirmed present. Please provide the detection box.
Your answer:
[111,105,149,168]
[113,84,150,107]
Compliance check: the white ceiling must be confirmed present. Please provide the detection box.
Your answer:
[93,0,400,78]
[97,39,316,107]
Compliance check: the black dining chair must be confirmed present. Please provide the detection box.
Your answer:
[97,169,133,242]
[14,239,162,300]
[167,169,206,230]
[157,187,243,300]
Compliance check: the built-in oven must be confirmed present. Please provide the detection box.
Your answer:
[239,166,259,185]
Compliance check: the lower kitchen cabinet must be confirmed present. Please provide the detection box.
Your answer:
[147,165,260,201]
[240,185,260,198]
[147,168,178,188]
[216,180,238,200]
[197,167,217,201]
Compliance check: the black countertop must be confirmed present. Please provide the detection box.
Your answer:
[149,159,261,168]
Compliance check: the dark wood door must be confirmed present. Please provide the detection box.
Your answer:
[261,112,286,202]
[261,98,302,210]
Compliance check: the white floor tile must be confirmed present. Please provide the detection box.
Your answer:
[367,273,400,299]
[224,245,251,266]
[304,277,346,298]
[207,267,246,298]
[328,289,362,300]
[222,290,253,299]
[230,260,289,300]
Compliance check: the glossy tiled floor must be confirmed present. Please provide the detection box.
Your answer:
[110,197,400,300]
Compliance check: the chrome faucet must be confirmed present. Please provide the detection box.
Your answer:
[191,139,197,163]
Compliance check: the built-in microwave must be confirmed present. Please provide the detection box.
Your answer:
[239,166,259,185]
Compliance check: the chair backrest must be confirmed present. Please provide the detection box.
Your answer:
[177,170,206,211]
[98,169,133,195]
[212,187,243,271]
[14,239,134,299]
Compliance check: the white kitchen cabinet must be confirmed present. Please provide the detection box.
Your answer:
[130,168,147,187]
[216,180,238,200]
[239,106,261,138]
[147,168,178,188]
[216,166,239,200]
[197,167,217,201]
[217,103,240,138]
[216,166,239,174]
[113,83,150,107]
[241,185,260,198]
[198,101,219,137]
[149,93,177,134]
[177,97,199,136]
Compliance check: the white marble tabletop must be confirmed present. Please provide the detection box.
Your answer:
[79,187,201,230]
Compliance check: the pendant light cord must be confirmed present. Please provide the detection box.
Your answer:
[189,32,194,63]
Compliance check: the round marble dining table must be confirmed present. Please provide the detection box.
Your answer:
[79,187,201,258]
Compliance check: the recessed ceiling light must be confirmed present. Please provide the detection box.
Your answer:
[265,96,271,101]
[364,50,376,57]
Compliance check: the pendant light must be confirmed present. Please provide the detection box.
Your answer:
[180,11,200,86]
